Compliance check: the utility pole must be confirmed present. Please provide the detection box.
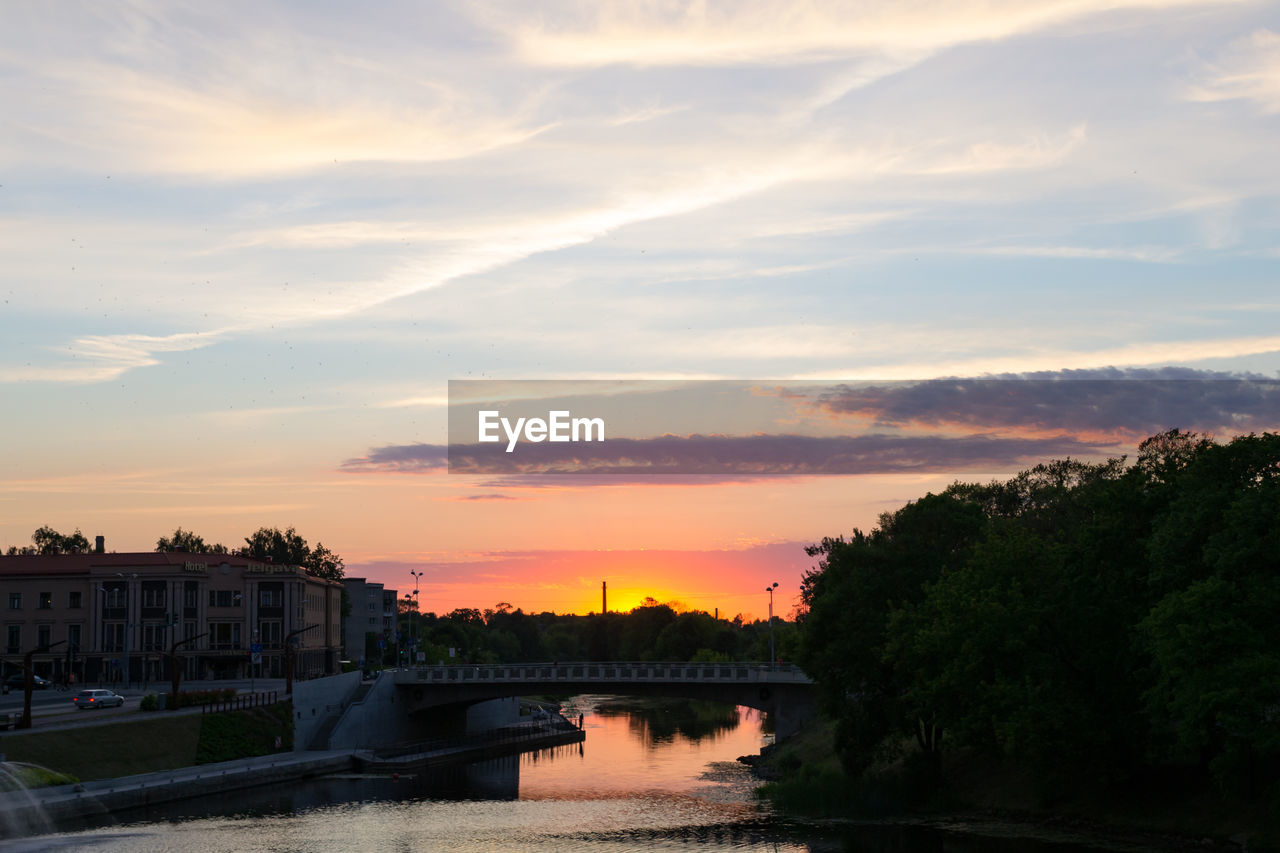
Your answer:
[766,581,779,668]
[17,641,66,729]
[167,632,209,705]
[602,580,607,614]
[284,624,320,695]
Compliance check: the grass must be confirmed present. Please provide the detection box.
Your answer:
[2,715,203,781]
[2,702,295,782]
[195,702,293,764]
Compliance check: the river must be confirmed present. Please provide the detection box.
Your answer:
[8,695,1116,852]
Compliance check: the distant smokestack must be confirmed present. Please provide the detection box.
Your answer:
[602,580,607,614]
[94,535,104,554]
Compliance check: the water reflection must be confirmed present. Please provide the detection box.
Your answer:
[589,697,744,746]
[11,696,1119,852]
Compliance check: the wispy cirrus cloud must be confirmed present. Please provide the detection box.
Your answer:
[1188,29,1280,114]
[487,0,1242,67]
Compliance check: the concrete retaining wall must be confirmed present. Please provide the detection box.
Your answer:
[291,670,361,750]
[0,751,355,833]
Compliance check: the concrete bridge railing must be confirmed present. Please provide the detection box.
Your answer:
[400,662,813,685]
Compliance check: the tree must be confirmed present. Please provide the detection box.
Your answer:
[30,526,90,555]
[155,527,227,554]
[304,542,344,582]
[243,526,310,565]
[242,526,344,581]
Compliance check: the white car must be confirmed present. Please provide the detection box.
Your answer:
[72,689,125,709]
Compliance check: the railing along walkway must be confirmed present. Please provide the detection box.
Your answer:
[201,690,280,714]
[399,661,812,685]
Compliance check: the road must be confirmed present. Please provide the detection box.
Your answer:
[0,678,288,732]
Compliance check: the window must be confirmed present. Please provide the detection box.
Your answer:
[105,587,125,609]
[38,592,52,610]
[143,624,166,651]
[142,586,166,608]
[104,623,124,653]
[259,589,282,607]
[8,593,21,610]
[68,591,82,609]
[209,622,242,650]
[67,624,82,651]
[6,625,19,654]
[37,625,51,648]
[184,621,197,640]
[258,621,282,649]
[183,583,198,608]
[208,590,240,608]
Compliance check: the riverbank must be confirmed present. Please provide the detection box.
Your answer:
[749,717,1273,853]
[0,749,357,836]
[0,718,587,837]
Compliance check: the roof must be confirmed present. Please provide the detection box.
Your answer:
[0,552,338,585]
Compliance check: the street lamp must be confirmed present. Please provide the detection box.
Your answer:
[117,572,136,688]
[408,570,424,667]
[765,582,779,668]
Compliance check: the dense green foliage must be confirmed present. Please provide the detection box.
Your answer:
[383,599,797,667]
[795,430,1280,806]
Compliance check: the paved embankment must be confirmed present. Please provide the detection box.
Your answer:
[1,724,588,834]
[0,749,356,831]
[356,725,586,771]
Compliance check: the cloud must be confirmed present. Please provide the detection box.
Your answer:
[341,443,448,474]
[0,330,222,383]
[487,0,1238,68]
[344,432,1111,479]
[1188,29,1280,113]
[802,368,1280,439]
[795,335,1280,381]
[447,493,520,502]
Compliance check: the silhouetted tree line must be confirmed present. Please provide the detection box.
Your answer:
[4,524,344,583]
[384,596,798,668]
[796,429,1280,802]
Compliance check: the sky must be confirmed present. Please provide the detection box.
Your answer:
[2,1,1279,617]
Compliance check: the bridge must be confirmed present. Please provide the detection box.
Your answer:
[391,661,816,738]
[296,663,818,751]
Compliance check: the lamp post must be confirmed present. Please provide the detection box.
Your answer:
[17,640,66,729]
[765,581,779,668]
[116,572,136,688]
[408,570,423,667]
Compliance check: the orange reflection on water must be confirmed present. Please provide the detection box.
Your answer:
[513,697,769,803]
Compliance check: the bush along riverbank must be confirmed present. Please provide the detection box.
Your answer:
[750,715,1278,852]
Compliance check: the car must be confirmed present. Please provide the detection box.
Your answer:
[3,673,51,691]
[72,689,125,709]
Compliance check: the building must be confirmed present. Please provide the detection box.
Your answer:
[341,578,398,667]
[0,547,343,686]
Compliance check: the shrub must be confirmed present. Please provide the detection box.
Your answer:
[139,693,158,712]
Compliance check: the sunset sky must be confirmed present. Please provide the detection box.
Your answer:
[3,1,1279,616]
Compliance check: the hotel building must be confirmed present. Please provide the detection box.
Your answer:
[0,546,343,686]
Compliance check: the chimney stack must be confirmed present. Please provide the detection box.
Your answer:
[94,535,105,554]
[602,580,607,614]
